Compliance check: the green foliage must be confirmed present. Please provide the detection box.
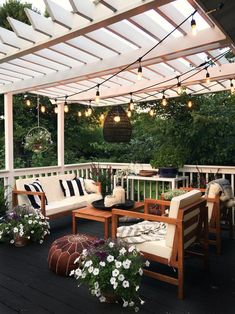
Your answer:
[72,238,146,311]
[0,182,10,216]
[150,145,187,168]
[89,163,112,197]
[163,189,186,201]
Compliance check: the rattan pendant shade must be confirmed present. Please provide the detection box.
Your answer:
[103,105,132,142]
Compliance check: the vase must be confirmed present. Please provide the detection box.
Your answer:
[14,235,28,247]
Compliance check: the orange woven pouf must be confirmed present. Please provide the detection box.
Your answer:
[48,234,96,276]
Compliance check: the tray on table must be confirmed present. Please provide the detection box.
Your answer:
[92,199,135,211]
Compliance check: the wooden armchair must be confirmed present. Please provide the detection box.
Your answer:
[112,190,208,299]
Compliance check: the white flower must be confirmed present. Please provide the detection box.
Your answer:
[118,274,125,281]
[113,282,118,290]
[107,255,114,263]
[108,242,114,248]
[28,220,32,224]
[128,245,135,252]
[82,249,88,256]
[88,266,94,273]
[74,256,81,264]
[94,282,99,289]
[95,290,101,297]
[145,260,150,267]
[140,299,145,305]
[91,289,95,295]
[70,270,75,276]
[135,285,139,291]
[123,300,128,308]
[93,268,99,276]
[122,280,129,288]
[115,261,122,268]
[84,260,92,268]
[99,261,106,267]
[112,269,119,277]
[119,247,127,255]
[110,277,116,285]
[135,307,140,312]
[99,296,106,303]
[13,227,18,233]
[39,240,43,244]
[123,259,131,269]
[75,268,82,278]
[81,272,86,279]
[31,230,34,234]
[139,268,143,276]
[10,239,14,244]
[129,301,135,307]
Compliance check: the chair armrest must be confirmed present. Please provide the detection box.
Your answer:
[180,187,206,193]
[12,189,46,217]
[111,208,179,239]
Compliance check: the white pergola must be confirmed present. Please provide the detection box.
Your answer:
[1,0,235,185]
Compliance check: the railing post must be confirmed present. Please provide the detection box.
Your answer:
[57,100,64,174]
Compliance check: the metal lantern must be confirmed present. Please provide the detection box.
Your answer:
[103,105,132,143]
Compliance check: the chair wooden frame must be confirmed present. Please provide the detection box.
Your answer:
[112,197,208,299]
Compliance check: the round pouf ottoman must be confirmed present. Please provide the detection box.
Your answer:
[48,233,96,276]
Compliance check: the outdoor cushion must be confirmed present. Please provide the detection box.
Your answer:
[136,239,172,260]
[24,179,48,209]
[165,190,202,248]
[59,177,87,197]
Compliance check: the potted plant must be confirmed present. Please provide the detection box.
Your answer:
[150,145,186,178]
[90,163,112,198]
[71,238,148,312]
[0,205,50,246]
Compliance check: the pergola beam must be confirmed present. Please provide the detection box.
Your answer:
[0,27,228,94]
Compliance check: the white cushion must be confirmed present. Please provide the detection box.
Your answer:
[136,239,172,260]
[46,193,102,216]
[84,179,99,194]
[165,190,202,248]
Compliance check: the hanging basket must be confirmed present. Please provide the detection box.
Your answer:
[24,126,52,153]
[103,105,132,143]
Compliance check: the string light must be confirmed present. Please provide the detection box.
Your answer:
[95,85,100,103]
[149,108,155,116]
[187,99,193,108]
[100,112,105,121]
[64,96,69,113]
[129,93,134,111]
[205,68,210,84]
[127,110,132,118]
[177,77,182,95]
[162,92,167,106]
[78,111,82,117]
[114,107,121,122]
[88,100,92,116]
[230,79,234,94]
[40,105,46,113]
[137,58,142,81]
[191,15,197,36]
[24,94,31,107]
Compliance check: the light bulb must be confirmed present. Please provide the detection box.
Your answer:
[85,111,89,117]
[54,106,58,114]
[78,111,82,117]
[230,80,234,94]
[127,110,131,118]
[26,99,31,107]
[191,18,197,36]
[129,102,134,111]
[162,94,167,106]
[206,71,210,84]
[95,88,100,103]
[177,84,182,95]
[40,105,46,113]
[137,64,142,80]
[149,109,154,116]
[88,107,92,116]
[187,100,192,108]
[64,104,69,113]
[114,115,120,122]
[100,112,105,121]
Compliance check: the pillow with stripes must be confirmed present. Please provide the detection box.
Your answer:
[59,177,87,197]
[24,179,48,209]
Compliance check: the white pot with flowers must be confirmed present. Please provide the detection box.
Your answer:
[71,238,149,312]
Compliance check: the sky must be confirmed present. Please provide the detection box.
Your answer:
[0,0,72,14]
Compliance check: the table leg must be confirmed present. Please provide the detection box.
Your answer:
[104,218,109,239]
[72,214,77,234]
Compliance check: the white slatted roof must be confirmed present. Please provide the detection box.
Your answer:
[0,0,234,106]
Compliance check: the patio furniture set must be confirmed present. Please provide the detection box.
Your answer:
[11,173,234,300]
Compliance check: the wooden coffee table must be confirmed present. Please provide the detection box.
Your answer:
[72,205,112,239]
[72,202,144,239]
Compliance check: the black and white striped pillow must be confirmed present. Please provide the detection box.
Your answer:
[59,178,86,197]
[24,180,48,209]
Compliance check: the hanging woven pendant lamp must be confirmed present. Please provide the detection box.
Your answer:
[103,105,132,142]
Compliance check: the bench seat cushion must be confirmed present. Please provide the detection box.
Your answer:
[46,193,102,216]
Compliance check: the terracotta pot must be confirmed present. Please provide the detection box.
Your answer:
[14,235,28,247]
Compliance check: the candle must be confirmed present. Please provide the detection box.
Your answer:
[113,186,125,204]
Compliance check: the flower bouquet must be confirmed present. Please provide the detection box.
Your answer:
[0,205,50,246]
[71,238,149,312]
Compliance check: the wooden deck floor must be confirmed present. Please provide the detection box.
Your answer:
[0,216,234,314]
